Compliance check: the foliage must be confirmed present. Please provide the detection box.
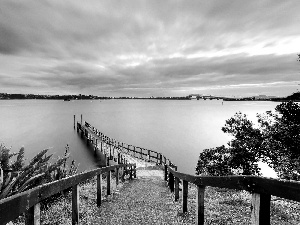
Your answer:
[0,144,78,200]
[196,145,232,176]
[258,101,300,180]
[196,101,300,180]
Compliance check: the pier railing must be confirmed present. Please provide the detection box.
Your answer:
[77,121,177,170]
[165,165,300,225]
[0,163,136,225]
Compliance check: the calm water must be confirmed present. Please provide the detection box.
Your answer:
[0,99,279,174]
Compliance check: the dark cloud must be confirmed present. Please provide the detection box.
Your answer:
[0,0,299,96]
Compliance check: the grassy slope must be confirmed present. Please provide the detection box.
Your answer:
[12,173,300,225]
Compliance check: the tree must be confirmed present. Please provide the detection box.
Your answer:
[258,101,300,180]
[196,101,300,180]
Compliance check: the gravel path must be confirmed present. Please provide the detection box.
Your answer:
[90,169,195,224]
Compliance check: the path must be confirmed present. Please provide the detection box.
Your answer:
[90,167,196,224]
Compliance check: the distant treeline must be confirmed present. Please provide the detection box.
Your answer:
[1,92,299,101]
[0,93,191,100]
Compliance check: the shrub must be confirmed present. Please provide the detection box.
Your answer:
[0,144,78,200]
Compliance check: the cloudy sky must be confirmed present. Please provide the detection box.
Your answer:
[0,0,299,97]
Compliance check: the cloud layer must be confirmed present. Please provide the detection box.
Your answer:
[0,0,299,97]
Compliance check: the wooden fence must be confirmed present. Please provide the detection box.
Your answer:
[0,163,136,225]
[77,121,177,170]
[165,165,300,225]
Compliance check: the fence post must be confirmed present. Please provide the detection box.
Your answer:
[134,165,137,178]
[182,180,188,213]
[175,177,180,201]
[72,185,79,225]
[106,156,110,166]
[197,185,205,225]
[130,166,133,179]
[116,168,119,186]
[107,170,111,195]
[164,165,168,181]
[25,203,40,225]
[169,172,174,192]
[117,153,121,164]
[251,193,271,225]
[160,154,162,165]
[97,174,102,207]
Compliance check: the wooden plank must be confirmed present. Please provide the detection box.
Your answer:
[175,177,180,201]
[182,180,188,213]
[197,185,205,225]
[251,193,270,225]
[169,172,174,192]
[251,176,300,202]
[97,174,102,207]
[25,203,40,225]
[72,185,79,225]
[164,165,168,181]
[134,166,137,178]
[107,171,111,195]
[116,168,119,186]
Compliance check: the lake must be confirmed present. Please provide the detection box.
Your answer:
[0,99,279,175]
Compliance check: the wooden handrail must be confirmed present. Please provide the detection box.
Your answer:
[165,165,300,225]
[0,163,136,225]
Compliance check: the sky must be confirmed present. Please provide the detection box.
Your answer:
[0,0,300,97]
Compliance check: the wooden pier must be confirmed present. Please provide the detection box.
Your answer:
[76,120,177,169]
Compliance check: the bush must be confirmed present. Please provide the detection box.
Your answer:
[0,144,78,200]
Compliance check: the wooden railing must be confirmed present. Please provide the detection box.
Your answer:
[0,163,136,225]
[77,121,177,170]
[165,165,300,225]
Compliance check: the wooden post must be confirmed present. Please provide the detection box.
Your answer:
[107,170,111,195]
[117,153,120,164]
[130,166,133,179]
[175,177,180,201]
[73,115,75,130]
[164,165,168,181]
[160,154,163,165]
[116,168,119,186]
[106,156,110,166]
[110,145,112,159]
[251,193,271,225]
[25,203,40,225]
[134,165,137,178]
[112,146,115,160]
[140,148,143,159]
[169,172,174,192]
[97,174,102,207]
[80,114,82,125]
[182,180,188,213]
[197,185,205,225]
[121,167,125,182]
[72,185,79,225]
[148,150,151,162]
